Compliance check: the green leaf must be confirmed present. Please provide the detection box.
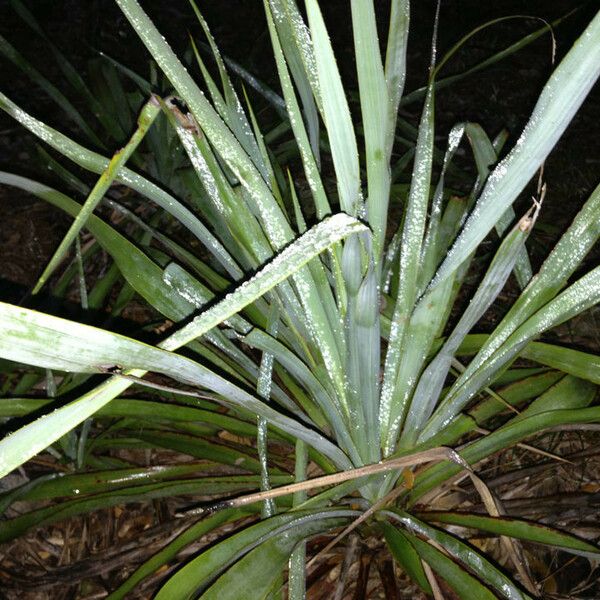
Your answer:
[418,123,467,288]
[162,213,366,351]
[268,0,321,164]
[351,0,391,257]
[0,172,202,323]
[380,79,435,453]
[0,464,283,505]
[381,521,432,594]
[383,275,454,455]
[116,0,293,251]
[106,509,245,600]
[386,511,531,600]
[521,342,600,384]
[200,535,289,599]
[159,97,266,275]
[423,263,600,439]
[420,177,600,440]
[393,525,499,599]
[117,1,354,403]
[305,0,362,217]
[430,12,600,289]
[256,304,279,517]
[384,0,409,151]
[188,6,269,182]
[244,328,359,463]
[454,336,600,387]
[410,407,600,504]
[0,213,363,477]
[31,98,160,294]
[0,92,239,277]
[465,123,532,288]
[132,431,265,474]
[265,0,330,219]
[288,439,308,600]
[421,511,600,559]
[403,209,534,443]
[155,510,353,599]
[510,375,595,424]
[0,479,283,544]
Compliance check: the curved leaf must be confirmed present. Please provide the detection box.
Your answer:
[430,12,600,289]
[410,406,600,504]
[390,524,498,599]
[106,509,245,600]
[386,510,532,600]
[381,521,432,594]
[420,511,600,559]
[0,479,280,544]
[155,510,354,599]
[0,91,241,279]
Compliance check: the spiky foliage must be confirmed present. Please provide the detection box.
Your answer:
[1,1,600,597]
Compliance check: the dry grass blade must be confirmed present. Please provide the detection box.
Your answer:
[179,447,471,515]
[306,480,408,571]
[467,468,538,595]
[422,560,445,600]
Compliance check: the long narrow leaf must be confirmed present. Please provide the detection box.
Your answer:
[0,92,240,278]
[423,263,600,438]
[32,98,159,294]
[386,510,531,600]
[403,208,536,444]
[380,80,435,452]
[421,511,600,559]
[155,510,354,599]
[389,524,498,599]
[305,0,362,216]
[429,12,600,289]
[352,0,391,258]
[0,214,364,477]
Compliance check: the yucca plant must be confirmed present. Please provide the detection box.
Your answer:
[1,1,600,597]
